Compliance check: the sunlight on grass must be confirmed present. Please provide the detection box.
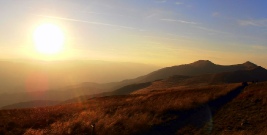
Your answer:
[0,83,245,135]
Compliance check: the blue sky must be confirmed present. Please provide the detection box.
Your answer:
[1,0,267,67]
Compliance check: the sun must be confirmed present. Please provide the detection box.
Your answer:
[33,23,64,55]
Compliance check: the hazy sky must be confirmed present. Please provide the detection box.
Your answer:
[1,0,267,67]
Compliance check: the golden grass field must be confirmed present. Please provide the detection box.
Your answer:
[1,82,267,135]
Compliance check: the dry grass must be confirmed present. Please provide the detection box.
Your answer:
[209,82,267,135]
[0,83,244,135]
[178,82,267,135]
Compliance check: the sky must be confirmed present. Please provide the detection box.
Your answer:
[1,0,267,67]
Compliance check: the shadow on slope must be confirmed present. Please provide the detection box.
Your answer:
[145,85,246,135]
[209,82,267,134]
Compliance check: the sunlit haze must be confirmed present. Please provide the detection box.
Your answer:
[2,2,267,132]
[0,0,267,67]
[33,23,64,55]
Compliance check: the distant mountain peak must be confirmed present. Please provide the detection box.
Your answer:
[242,61,258,69]
[243,61,256,65]
[190,60,215,67]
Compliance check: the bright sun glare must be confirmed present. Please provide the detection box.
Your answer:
[33,23,64,55]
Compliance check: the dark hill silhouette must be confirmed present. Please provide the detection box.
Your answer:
[1,100,60,109]
[78,60,259,92]
[242,61,258,69]
[62,60,264,103]
[190,60,215,67]
[138,60,258,82]
[211,66,267,83]
[64,65,267,102]
[133,66,267,94]
[170,66,267,85]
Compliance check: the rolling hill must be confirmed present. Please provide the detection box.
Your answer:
[1,60,265,109]
[62,60,267,103]
[0,83,244,134]
[77,60,259,92]
[1,100,60,109]
[133,66,267,94]
[2,82,267,134]
[1,60,267,134]
[132,60,258,83]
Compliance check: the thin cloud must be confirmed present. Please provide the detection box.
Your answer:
[145,13,158,19]
[175,2,183,5]
[238,19,267,27]
[155,0,167,3]
[161,19,198,25]
[161,18,230,35]
[33,14,139,30]
[81,11,126,18]
[142,35,182,41]
[194,26,230,35]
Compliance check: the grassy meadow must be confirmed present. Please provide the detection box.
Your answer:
[0,83,246,135]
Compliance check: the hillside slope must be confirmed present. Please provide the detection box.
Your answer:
[0,83,242,135]
[1,100,60,109]
[133,66,267,94]
[62,62,267,104]
[135,60,258,83]
[211,82,267,134]
[1,60,262,109]
[1,82,267,134]
[76,60,259,95]
[177,82,267,134]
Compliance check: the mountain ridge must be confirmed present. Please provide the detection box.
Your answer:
[1,100,60,109]
[0,60,264,109]
[112,60,259,84]
[62,61,267,101]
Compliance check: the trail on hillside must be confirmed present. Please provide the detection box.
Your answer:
[144,85,246,135]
